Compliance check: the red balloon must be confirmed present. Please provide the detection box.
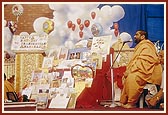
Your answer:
[79,31,83,38]
[114,30,119,37]
[84,20,90,27]
[77,18,81,25]
[91,12,96,19]
[71,24,76,31]
[5,53,10,59]
[67,21,72,28]
[79,24,84,31]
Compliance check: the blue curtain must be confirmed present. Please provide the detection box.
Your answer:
[98,4,164,48]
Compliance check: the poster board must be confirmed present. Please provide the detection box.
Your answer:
[91,35,112,55]
[11,35,48,52]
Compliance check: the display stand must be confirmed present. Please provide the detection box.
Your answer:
[109,42,126,107]
[11,35,48,92]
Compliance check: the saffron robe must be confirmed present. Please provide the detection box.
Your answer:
[120,39,162,105]
[4,80,15,100]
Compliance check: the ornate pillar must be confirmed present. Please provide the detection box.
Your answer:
[15,52,44,92]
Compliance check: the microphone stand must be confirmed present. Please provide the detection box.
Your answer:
[109,42,126,107]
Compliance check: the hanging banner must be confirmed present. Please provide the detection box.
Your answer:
[11,35,48,52]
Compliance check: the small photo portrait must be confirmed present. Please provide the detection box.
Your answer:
[76,52,81,59]
[50,80,61,88]
[69,53,75,59]
[62,78,68,83]
[31,70,43,82]
[42,56,54,69]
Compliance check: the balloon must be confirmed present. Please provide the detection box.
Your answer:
[79,24,84,31]
[4,27,13,55]
[30,32,38,36]
[5,52,10,59]
[8,21,17,34]
[77,18,81,25]
[67,21,72,28]
[91,23,103,37]
[120,32,133,47]
[84,20,90,28]
[114,30,119,37]
[113,23,119,30]
[111,5,125,22]
[64,40,75,49]
[4,20,7,27]
[72,24,76,31]
[91,11,96,19]
[19,32,29,36]
[12,4,24,17]
[33,17,49,34]
[79,31,83,38]
[43,19,54,34]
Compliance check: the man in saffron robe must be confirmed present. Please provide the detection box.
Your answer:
[4,73,16,101]
[120,30,162,108]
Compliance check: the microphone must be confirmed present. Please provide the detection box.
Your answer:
[123,40,132,44]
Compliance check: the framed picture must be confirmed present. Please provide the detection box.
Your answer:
[91,53,103,69]
[36,93,48,109]
[31,70,43,82]
[50,79,61,88]
[58,47,69,60]
[48,47,61,60]
[42,56,54,69]
[67,47,89,60]
[91,35,112,55]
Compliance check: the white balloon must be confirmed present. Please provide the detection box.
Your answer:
[30,32,38,36]
[4,27,13,52]
[111,5,125,22]
[120,32,133,47]
[4,20,7,27]
[19,32,29,36]
[75,39,88,47]
[49,4,67,11]
[33,17,49,35]
[100,5,112,18]
[49,4,55,10]
[4,27,13,42]
[64,40,74,49]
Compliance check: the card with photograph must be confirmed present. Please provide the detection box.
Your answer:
[31,70,43,82]
[67,47,89,60]
[48,47,61,60]
[58,47,69,60]
[36,93,48,109]
[91,35,112,55]
[50,79,61,88]
[42,56,54,69]
[91,53,103,69]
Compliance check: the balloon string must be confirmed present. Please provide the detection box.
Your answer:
[16,16,19,23]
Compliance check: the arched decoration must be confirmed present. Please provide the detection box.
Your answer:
[71,64,94,88]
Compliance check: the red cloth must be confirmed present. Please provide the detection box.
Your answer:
[75,48,126,108]
[106,66,126,89]
[76,61,112,108]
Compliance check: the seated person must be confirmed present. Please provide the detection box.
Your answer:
[145,50,164,108]
[120,30,162,108]
[4,73,16,102]
[4,73,26,102]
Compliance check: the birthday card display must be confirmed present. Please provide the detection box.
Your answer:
[18,33,134,109]
[11,35,48,51]
[91,35,112,55]
[42,56,54,69]
[67,47,89,60]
